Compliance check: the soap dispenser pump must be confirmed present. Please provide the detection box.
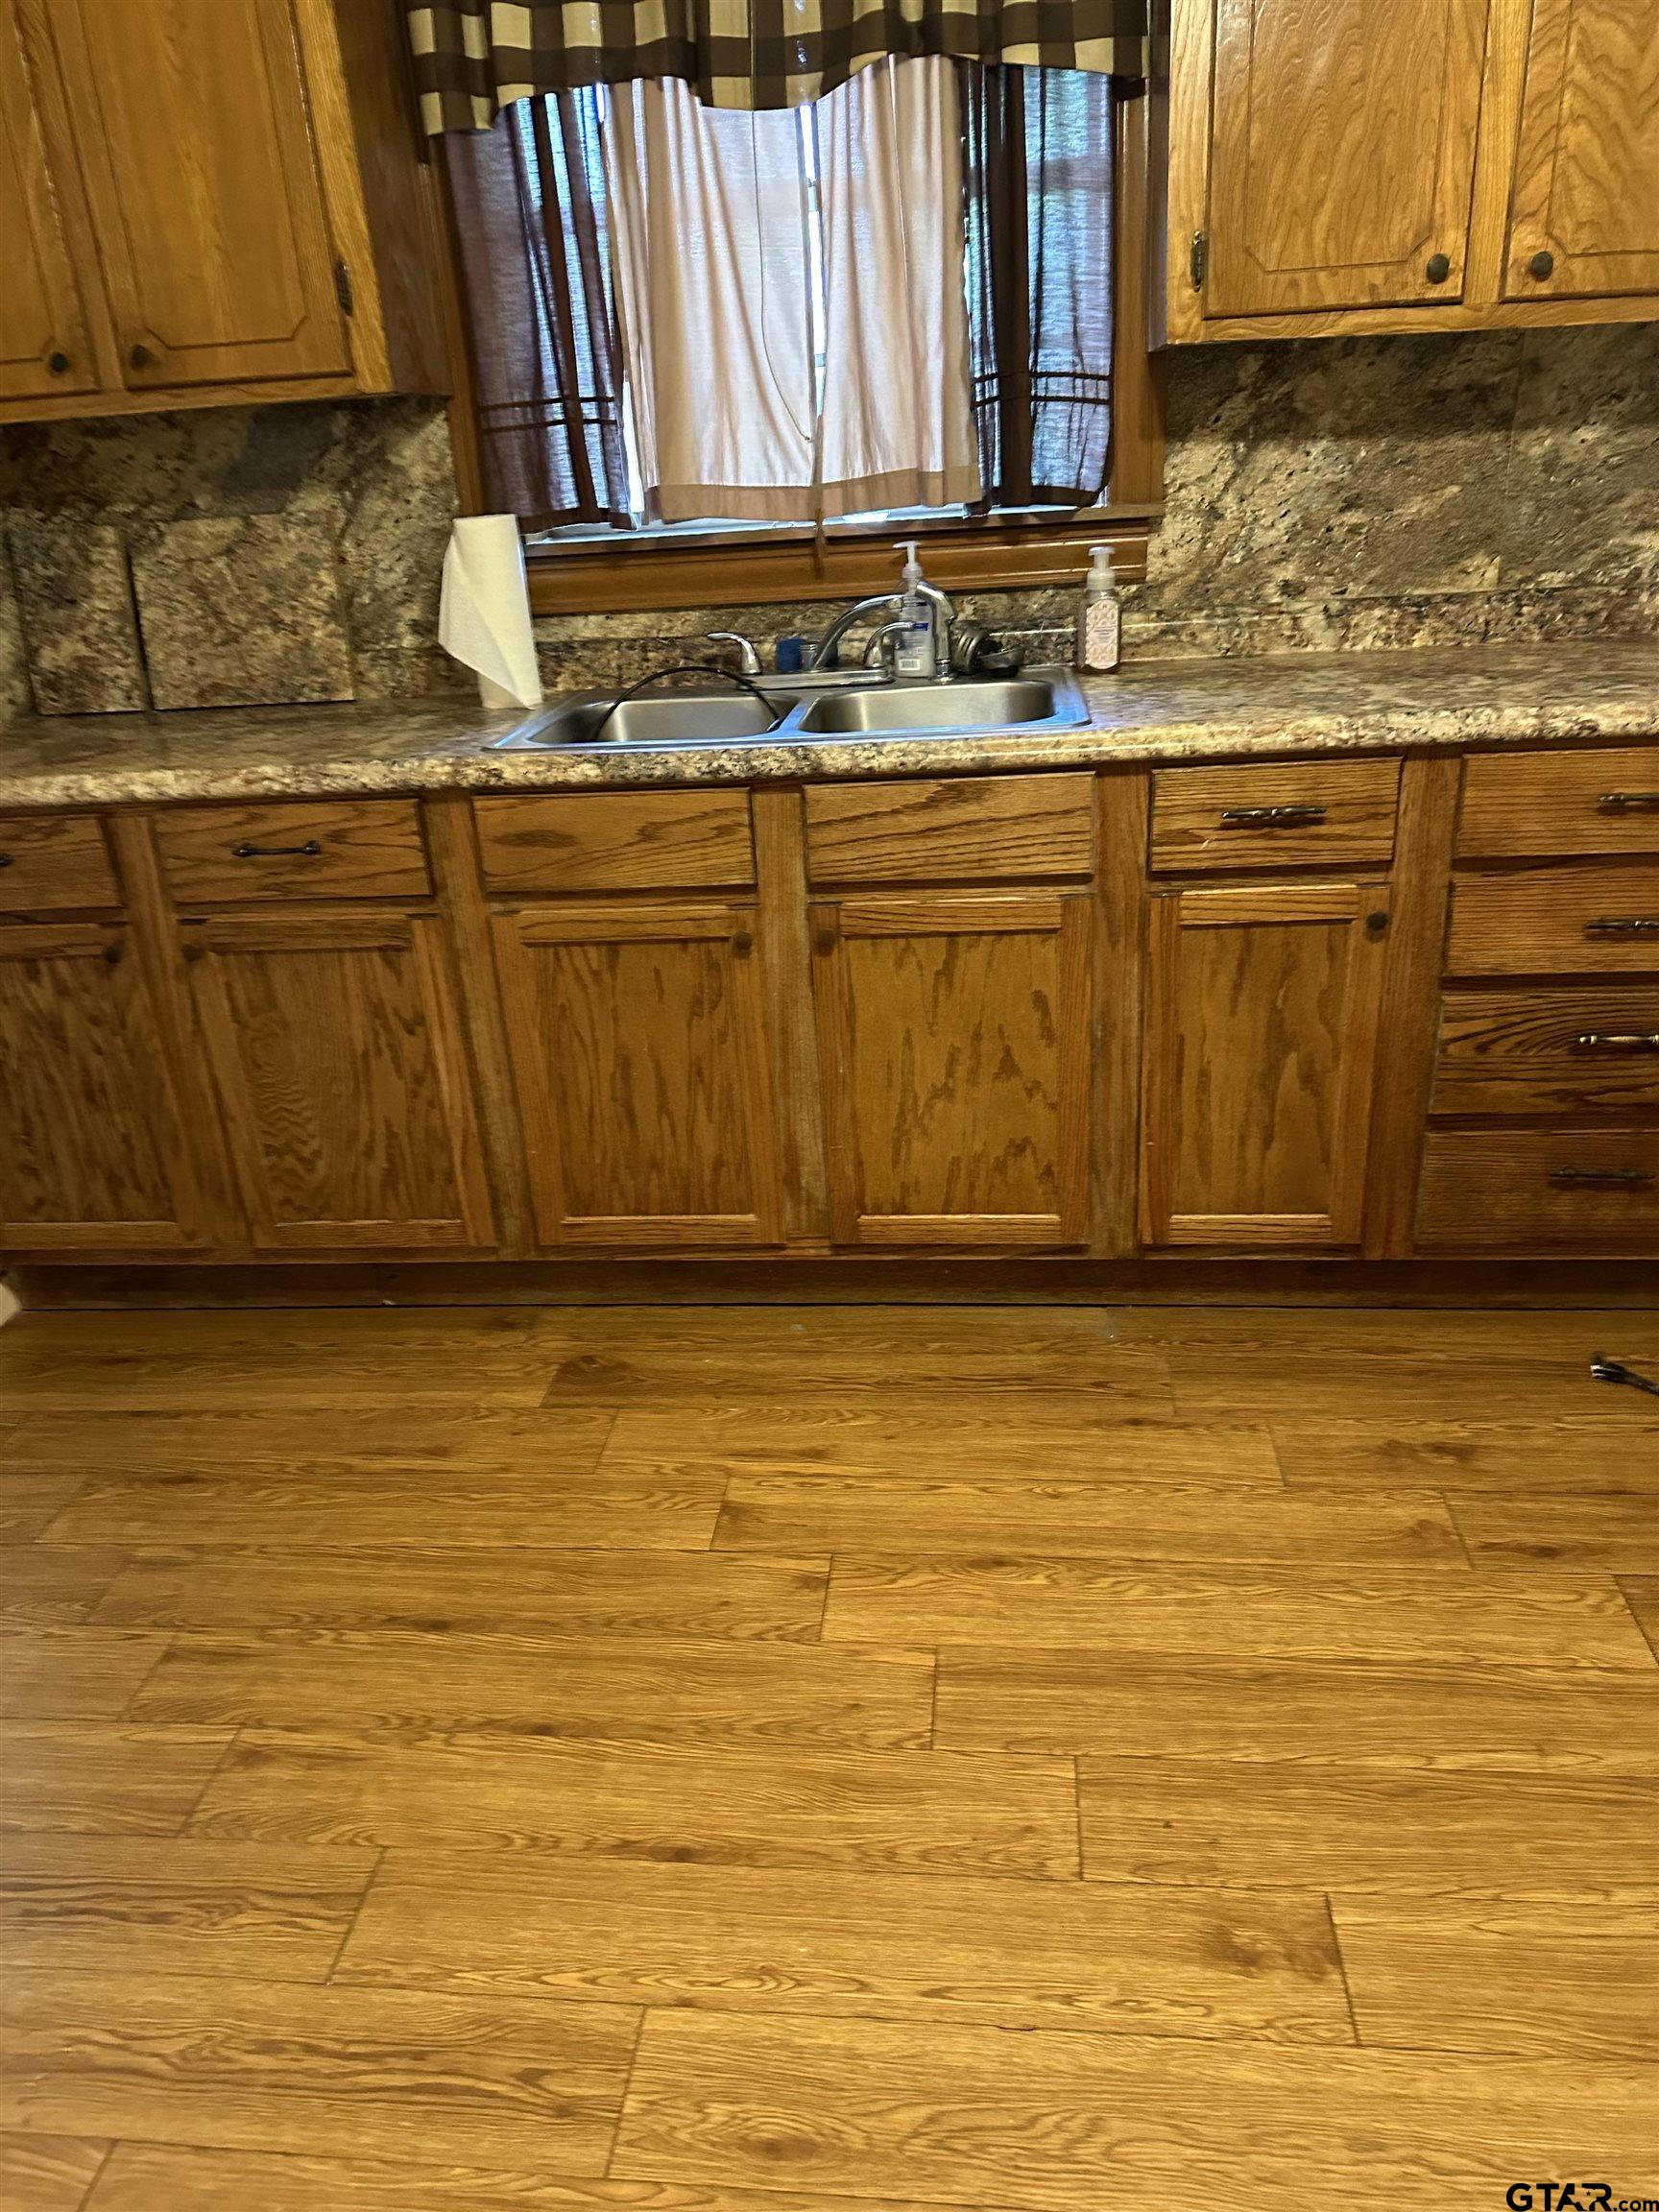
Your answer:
[893,540,937,679]
[1074,542,1122,674]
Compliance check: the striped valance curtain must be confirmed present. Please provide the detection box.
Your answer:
[407,0,1145,131]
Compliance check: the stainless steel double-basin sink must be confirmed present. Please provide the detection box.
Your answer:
[491,669,1090,752]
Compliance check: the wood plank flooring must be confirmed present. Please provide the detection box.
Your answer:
[0,1300,1653,2212]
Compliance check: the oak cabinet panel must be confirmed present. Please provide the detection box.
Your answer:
[0,812,119,911]
[0,0,95,401]
[1458,748,1659,859]
[1142,881,1390,1248]
[1503,0,1659,301]
[1417,1128,1659,1252]
[1447,866,1659,977]
[1151,759,1400,873]
[1432,987,1659,1116]
[1205,0,1492,317]
[44,0,349,390]
[492,900,782,1249]
[810,891,1094,1249]
[0,922,205,1252]
[475,793,756,896]
[804,776,1094,885]
[179,909,494,1253]
[155,800,431,903]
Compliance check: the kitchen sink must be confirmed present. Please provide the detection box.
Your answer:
[792,676,1081,735]
[492,668,1090,752]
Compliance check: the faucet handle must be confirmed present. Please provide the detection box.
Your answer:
[705,631,762,676]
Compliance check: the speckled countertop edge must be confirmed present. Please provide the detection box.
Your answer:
[1,642,1656,811]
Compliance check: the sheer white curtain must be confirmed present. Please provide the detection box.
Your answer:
[605,58,980,523]
[817,57,981,517]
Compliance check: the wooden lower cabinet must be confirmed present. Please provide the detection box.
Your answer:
[1142,880,1391,1249]
[491,899,782,1249]
[0,920,205,1252]
[179,908,494,1253]
[810,889,1093,1248]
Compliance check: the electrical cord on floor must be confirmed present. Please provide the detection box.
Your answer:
[1590,1356,1659,1397]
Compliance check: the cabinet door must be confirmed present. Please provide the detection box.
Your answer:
[1142,881,1389,1248]
[1503,0,1659,301]
[492,901,782,1250]
[45,0,349,390]
[811,891,1093,1249]
[181,910,493,1252]
[0,922,205,1252]
[1207,0,1492,316]
[0,1,95,400]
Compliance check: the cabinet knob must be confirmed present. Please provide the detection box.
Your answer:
[102,942,122,967]
[1424,252,1451,284]
[732,929,754,957]
[0,853,12,869]
[1527,250,1555,281]
[181,943,205,963]
[812,930,836,956]
[129,342,155,371]
[1366,910,1389,934]
[46,349,71,375]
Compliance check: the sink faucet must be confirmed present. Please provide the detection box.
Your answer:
[809,550,955,676]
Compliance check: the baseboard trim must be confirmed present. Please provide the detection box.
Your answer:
[8,1256,1658,1310]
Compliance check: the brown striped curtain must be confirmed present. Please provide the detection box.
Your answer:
[408,0,1145,132]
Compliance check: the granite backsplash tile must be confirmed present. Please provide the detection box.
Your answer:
[6,518,149,714]
[0,323,1654,724]
[131,514,356,711]
[0,397,465,714]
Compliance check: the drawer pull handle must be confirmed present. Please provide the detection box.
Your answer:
[1575,1032,1659,1053]
[0,854,12,869]
[1586,917,1659,936]
[232,839,323,860]
[1597,792,1659,812]
[1217,804,1328,829]
[1549,1166,1655,1190]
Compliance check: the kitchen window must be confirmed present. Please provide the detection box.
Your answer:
[437,60,1161,613]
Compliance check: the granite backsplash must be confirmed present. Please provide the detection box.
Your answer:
[1,322,1655,722]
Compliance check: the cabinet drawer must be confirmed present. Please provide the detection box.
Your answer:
[1459,748,1659,859]
[1417,1130,1659,1254]
[0,814,119,911]
[1447,866,1659,976]
[805,775,1094,883]
[1433,988,1659,1116]
[475,792,756,894]
[156,803,430,902]
[1150,760,1399,873]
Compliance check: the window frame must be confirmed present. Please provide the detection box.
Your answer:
[437,82,1164,616]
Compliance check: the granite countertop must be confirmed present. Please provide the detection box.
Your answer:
[1,642,1656,810]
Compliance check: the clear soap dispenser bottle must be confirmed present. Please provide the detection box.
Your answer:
[1074,543,1121,674]
[893,541,937,679]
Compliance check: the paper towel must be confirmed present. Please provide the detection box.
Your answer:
[439,514,545,710]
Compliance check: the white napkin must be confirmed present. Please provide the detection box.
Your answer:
[439,515,544,710]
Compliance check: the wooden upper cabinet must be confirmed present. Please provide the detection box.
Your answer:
[45,0,349,390]
[1142,880,1390,1249]
[1162,0,1659,337]
[0,0,443,423]
[1205,0,1492,317]
[811,890,1094,1249]
[0,921,206,1254]
[492,900,783,1251]
[0,0,94,400]
[179,908,494,1253]
[1503,0,1659,301]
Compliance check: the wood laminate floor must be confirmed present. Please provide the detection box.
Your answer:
[0,1300,1655,2212]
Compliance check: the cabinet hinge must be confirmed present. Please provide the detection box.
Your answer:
[1189,230,1209,292]
[333,259,355,317]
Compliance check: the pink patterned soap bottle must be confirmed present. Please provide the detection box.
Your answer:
[1074,544,1121,674]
